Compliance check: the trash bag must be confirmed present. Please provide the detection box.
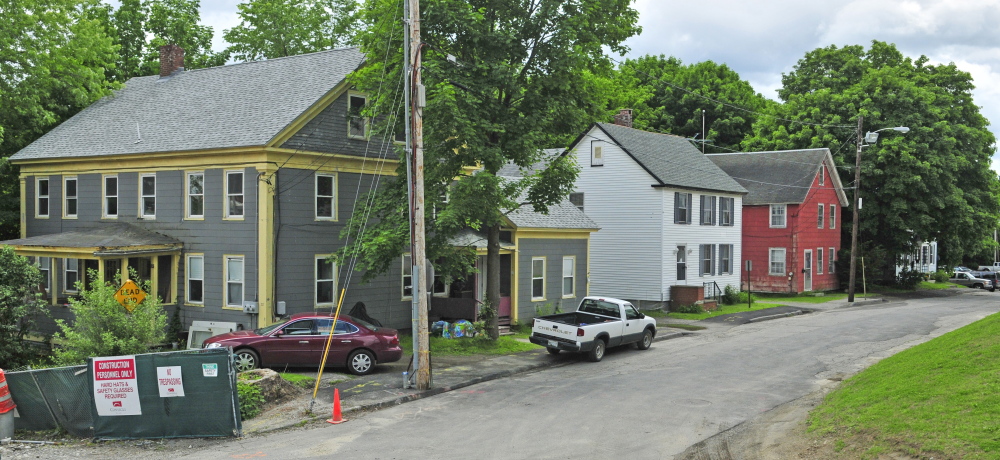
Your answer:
[451,320,475,338]
[431,321,450,338]
[349,301,383,327]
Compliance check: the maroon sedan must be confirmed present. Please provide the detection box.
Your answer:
[203,313,403,375]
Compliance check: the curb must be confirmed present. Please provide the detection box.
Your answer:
[748,310,803,323]
[248,327,690,436]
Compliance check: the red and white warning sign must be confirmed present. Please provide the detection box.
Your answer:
[93,355,142,416]
[156,366,185,397]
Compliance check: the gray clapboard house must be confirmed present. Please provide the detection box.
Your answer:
[4,45,597,341]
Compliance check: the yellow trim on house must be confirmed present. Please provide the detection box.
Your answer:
[222,169,246,221]
[258,166,276,325]
[19,177,26,238]
[513,228,596,239]
[184,253,206,307]
[267,80,352,148]
[530,255,547,302]
[222,254,245,311]
[345,91,370,140]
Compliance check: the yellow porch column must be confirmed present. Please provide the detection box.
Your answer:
[257,166,276,325]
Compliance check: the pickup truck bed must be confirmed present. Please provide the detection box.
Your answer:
[536,312,620,327]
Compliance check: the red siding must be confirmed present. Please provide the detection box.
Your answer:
[741,166,843,293]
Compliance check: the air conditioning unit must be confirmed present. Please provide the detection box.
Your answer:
[186,321,239,349]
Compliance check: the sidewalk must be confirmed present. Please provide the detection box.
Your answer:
[242,328,688,435]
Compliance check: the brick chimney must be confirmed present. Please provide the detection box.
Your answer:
[613,109,633,128]
[159,44,185,77]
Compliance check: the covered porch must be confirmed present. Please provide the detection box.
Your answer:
[430,229,514,326]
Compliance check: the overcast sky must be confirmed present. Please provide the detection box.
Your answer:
[169,0,1000,169]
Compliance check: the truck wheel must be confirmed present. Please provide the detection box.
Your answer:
[636,329,653,350]
[587,339,606,362]
[546,347,561,355]
[974,283,983,289]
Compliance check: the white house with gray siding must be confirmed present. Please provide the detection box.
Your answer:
[567,118,747,308]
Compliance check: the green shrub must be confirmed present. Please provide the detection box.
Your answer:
[895,269,923,289]
[0,247,48,368]
[932,270,950,283]
[237,381,265,420]
[721,284,756,305]
[675,304,704,314]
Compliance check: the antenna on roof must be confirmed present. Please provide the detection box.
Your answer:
[134,122,142,144]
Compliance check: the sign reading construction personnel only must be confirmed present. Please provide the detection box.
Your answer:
[115,280,147,312]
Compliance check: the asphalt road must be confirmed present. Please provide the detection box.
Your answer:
[10,290,1000,460]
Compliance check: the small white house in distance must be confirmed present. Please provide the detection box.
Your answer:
[566,112,747,309]
[896,240,938,275]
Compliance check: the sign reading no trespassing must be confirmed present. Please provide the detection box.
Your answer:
[156,366,185,397]
[93,355,142,416]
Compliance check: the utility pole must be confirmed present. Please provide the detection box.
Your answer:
[847,116,863,303]
[405,0,431,390]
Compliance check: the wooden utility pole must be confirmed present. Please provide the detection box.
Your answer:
[406,0,431,390]
[847,116,863,303]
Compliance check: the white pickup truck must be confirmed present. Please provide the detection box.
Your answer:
[529,296,657,362]
[978,262,1000,271]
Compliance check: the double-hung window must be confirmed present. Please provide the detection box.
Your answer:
[569,192,584,212]
[187,255,204,304]
[36,178,49,218]
[37,257,51,292]
[63,177,77,218]
[829,204,836,229]
[140,174,156,218]
[531,257,546,300]
[674,192,692,224]
[701,195,716,225]
[817,204,824,228]
[829,247,836,273]
[562,256,575,298]
[719,197,734,226]
[187,172,205,218]
[316,256,336,306]
[770,204,787,228]
[817,248,825,274]
[225,256,244,308]
[348,93,368,138]
[769,248,787,275]
[316,174,335,220]
[103,175,118,218]
[226,170,244,218]
[699,244,715,276]
[401,255,413,299]
[64,258,79,293]
[819,167,825,186]
[719,244,733,275]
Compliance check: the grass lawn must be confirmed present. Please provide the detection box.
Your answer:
[399,329,541,356]
[808,311,1000,459]
[666,302,785,320]
[754,292,848,304]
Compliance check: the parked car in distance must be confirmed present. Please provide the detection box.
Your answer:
[978,262,1000,271]
[953,266,973,273]
[203,313,402,375]
[970,271,998,292]
[950,271,992,290]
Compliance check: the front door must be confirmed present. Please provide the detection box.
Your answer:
[803,250,813,291]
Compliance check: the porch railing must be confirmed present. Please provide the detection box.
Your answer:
[703,281,722,305]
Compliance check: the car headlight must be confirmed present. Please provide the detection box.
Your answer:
[205,342,223,349]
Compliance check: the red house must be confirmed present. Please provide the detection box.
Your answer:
[708,149,848,293]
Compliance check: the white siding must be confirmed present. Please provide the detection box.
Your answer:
[660,191,743,299]
[572,127,663,301]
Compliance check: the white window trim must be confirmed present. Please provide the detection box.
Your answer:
[770,204,787,228]
[591,141,604,167]
[829,204,836,229]
[701,195,716,225]
[186,254,205,306]
[719,244,732,275]
[531,256,546,301]
[223,255,245,309]
[720,197,733,226]
[186,171,205,220]
[769,248,787,276]
[562,256,576,298]
[102,174,118,218]
[315,173,337,221]
[62,176,78,219]
[819,166,825,186]
[35,177,49,218]
[139,173,156,219]
[817,204,824,229]
[224,170,245,220]
[700,244,715,276]
[401,254,413,300]
[315,255,338,307]
[829,247,836,273]
[347,92,369,139]
[63,258,79,293]
[817,248,824,274]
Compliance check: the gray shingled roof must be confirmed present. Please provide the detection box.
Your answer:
[496,159,599,230]
[11,47,365,161]
[706,149,847,205]
[593,123,746,194]
[0,223,182,254]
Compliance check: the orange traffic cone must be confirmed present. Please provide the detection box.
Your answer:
[326,388,346,424]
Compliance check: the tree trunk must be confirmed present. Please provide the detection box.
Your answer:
[486,222,501,340]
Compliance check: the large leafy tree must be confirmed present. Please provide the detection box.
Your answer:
[224,0,359,62]
[0,0,119,239]
[340,0,640,338]
[138,0,227,75]
[743,41,1000,280]
[612,55,773,153]
[113,0,148,81]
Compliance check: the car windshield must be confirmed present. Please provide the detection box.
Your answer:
[254,322,283,335]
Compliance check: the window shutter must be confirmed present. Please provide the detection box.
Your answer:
[711,245,717,276]
[712,197,717,225]
[674,192,681,224]
[698,245,704,277]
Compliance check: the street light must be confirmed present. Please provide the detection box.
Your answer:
[847,118,909,303]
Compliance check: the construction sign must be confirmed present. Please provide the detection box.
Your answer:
[93,355,142,416]
[156,366,185,397]
[114,279,147,312]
